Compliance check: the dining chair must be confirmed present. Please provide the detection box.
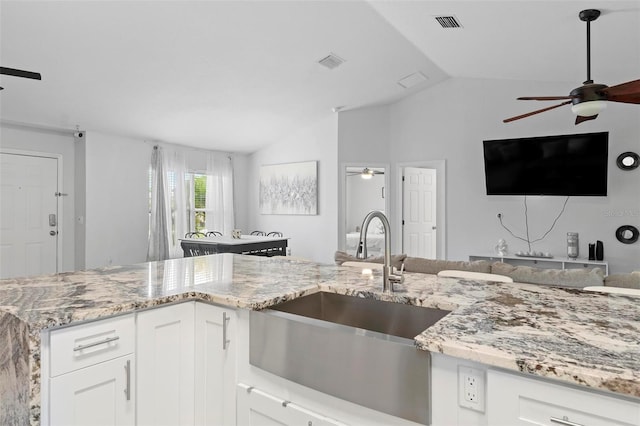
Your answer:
[184,231,206,238]
[266,231,283,237]
[205,231,222,237]
[250,231,266,236]
[437,270,513,283]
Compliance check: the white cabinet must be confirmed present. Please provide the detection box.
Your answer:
[194,302,237,426]
[237,383,347,426]
[487,369,640,426]
[136,302,195,426]
[50,355,134,426]
[42,302,237,426]
[46,313,136,426]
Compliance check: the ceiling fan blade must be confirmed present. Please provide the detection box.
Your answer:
[503,101,572,123]
[602,79,640,96]
[517,96,575,101]
[575,114,598,125]
[0,67,42,80]
[601,79,640,104]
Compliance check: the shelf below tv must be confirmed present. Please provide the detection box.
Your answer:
[469,254,608,276]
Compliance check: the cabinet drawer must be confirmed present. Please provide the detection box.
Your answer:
[49,314,135,377]
[488,369,640,426]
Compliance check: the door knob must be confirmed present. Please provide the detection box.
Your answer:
[49,230,57,236]
[432,226,437,230]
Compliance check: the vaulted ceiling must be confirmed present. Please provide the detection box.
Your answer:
[1,1,638,153]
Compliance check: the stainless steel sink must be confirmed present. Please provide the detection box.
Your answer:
[269,291,450,340]
[250,292,450,425]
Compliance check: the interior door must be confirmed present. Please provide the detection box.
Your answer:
[0,152,58,278]
[402,167,437,259]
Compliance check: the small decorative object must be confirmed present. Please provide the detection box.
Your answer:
[495,238,508,256]
[596,240,604,261]
[616,225,639,244]
[567,232,579,259]
[232,229,242,239]
[588,243,596,260]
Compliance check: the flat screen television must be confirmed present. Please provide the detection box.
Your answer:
[483,132,608,196]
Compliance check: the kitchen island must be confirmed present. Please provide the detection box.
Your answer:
[1,254,639,425]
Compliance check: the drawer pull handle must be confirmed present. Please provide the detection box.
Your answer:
[550,416,584,426]
[222,312,230,350]
[73,336,120,351]
[124,359,131,401]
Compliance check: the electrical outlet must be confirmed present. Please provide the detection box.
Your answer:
[458,366,485,412]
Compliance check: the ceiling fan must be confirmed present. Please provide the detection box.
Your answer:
[347,167,384,179]
[504,9,640,125]
[0,66,42,91]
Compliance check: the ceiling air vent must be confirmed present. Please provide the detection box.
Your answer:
[318,53,345,70]
[434,15,462,28]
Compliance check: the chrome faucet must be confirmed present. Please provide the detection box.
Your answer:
[356,210,404,293]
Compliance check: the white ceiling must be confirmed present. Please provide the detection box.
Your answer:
[1,1,639,153]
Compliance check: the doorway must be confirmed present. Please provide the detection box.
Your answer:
[397,161,446,260]
[0,151,60,278]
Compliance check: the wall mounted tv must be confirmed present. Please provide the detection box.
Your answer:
[483,132,608,196]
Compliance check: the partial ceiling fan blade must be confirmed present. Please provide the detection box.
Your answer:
[503,101,572,123]
[0,67,42,80]
[575,114,598,125]
[517,96,575,101]
[601,79,640,104]
[602,79,640,96]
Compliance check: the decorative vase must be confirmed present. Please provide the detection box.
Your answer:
[567,232,579,259]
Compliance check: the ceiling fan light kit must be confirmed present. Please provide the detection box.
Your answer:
[571,100,607,117]
[503,9,640,125]
[361,168,375,179]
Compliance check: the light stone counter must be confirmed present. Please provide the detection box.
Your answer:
[1,254,639,424]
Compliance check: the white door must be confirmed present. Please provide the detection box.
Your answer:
[0,152,58,278]
[137,302,195,426]
[49,354,135,426]
[402,167,437,259]
[194,303,236,426]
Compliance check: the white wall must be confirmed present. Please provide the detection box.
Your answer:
[248,115,338,264]
[84,131,152,269]
[0,123,77,272]
[338,77,640,273]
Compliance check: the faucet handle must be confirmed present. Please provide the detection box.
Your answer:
[389,262,405,285]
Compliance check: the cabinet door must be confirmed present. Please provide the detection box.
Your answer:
[49,354,134,426]
[194,303,237,426]
[237,384,347,426]
[137,302,195,426]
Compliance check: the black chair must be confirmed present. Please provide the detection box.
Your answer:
[267,231,283,237]
[185,232,206,238]
[250,231,266,236]
[205,231,222,237]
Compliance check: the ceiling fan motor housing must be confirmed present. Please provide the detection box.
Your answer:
[570,83,608,106]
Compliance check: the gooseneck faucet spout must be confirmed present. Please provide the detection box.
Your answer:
[356,211,403,293]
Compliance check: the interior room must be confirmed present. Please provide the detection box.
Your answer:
[1,1,639,273]
[1,1,640,425]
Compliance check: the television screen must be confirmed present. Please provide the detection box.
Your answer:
[483,132,608,196]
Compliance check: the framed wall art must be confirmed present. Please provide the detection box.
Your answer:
[259,161,318,215]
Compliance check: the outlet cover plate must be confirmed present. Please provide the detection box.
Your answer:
[458,366,485,412]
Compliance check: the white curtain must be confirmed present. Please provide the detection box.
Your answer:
[164,148,189,259]
[147,146,170,261]
[205,153,235,235]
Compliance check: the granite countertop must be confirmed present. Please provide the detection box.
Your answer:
[1,254,639,425]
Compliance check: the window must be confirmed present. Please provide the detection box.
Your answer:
[186,173,209,233]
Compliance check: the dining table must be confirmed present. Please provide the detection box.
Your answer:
[179,234,289,257]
